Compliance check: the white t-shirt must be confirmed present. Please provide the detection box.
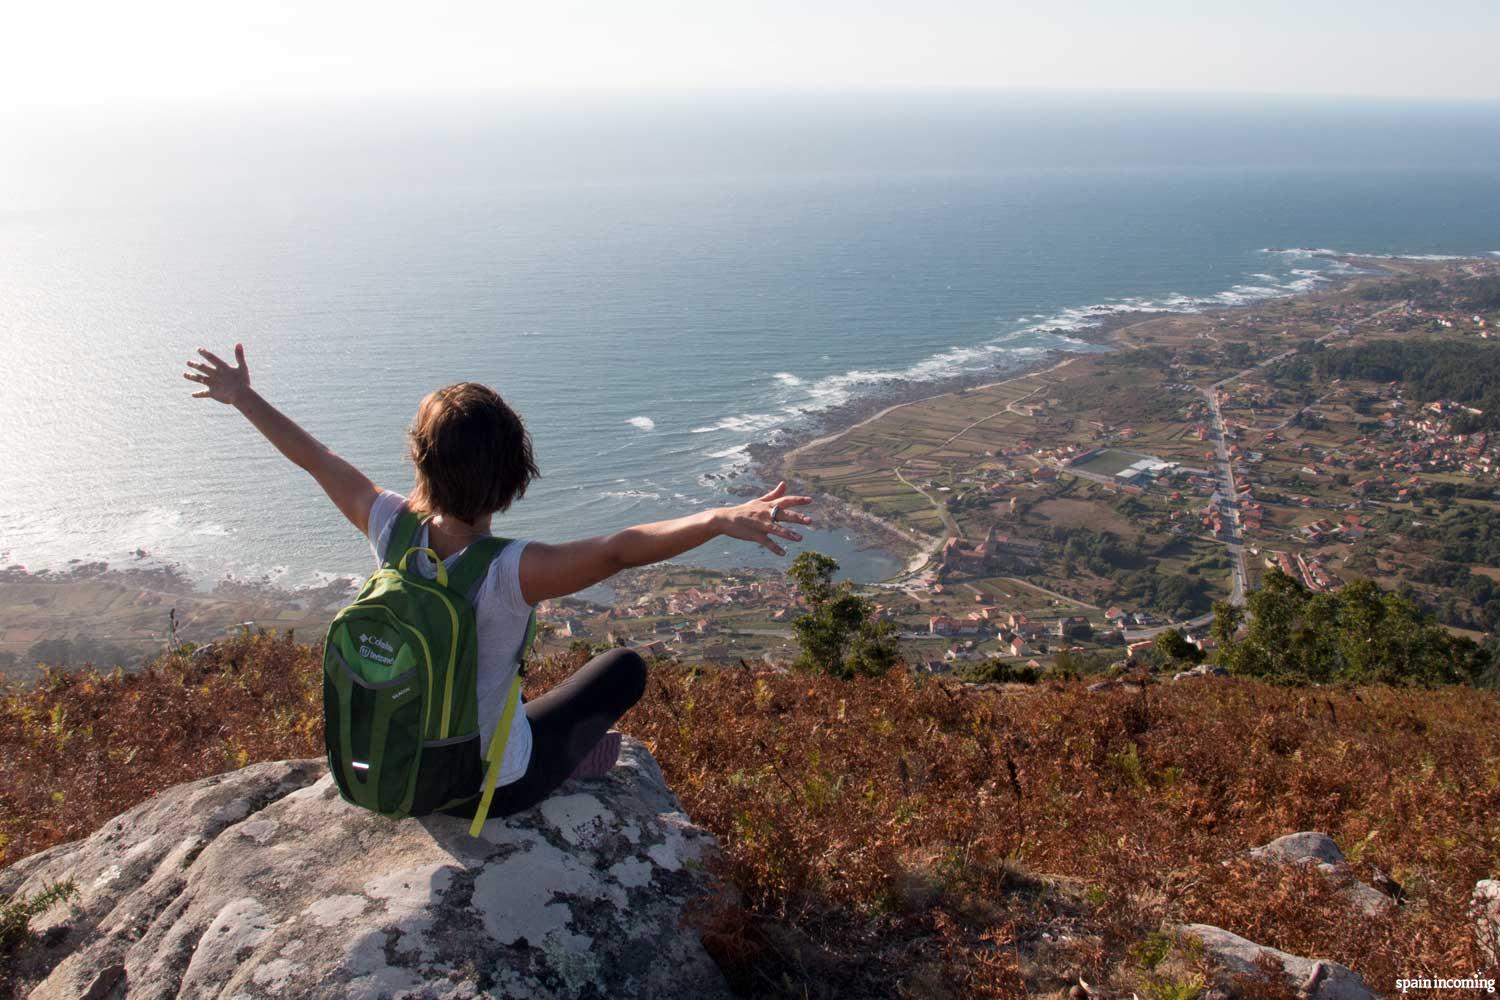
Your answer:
[366,490,533,787]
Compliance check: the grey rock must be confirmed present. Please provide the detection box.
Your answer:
[1341,879,1395,917]
[1250,832,1346,866]
[1172,664,1228,681]
[1476,879,1500,966]
[4,740,729,999]
[1176,924,1376,1000]
[1248,832,1391,916]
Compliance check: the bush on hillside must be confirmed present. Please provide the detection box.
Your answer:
[1154,628,1204,665]
[0,881,76,953]
[24,636,134,670]
[955,658,1039,685]
[0,632,321,867]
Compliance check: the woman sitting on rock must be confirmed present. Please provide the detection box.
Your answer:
[183,343,812,817]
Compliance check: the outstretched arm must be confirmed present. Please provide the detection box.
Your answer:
[183,344,380,534]
[519,482,813,605]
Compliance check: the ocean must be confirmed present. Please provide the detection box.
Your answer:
[2,92,1498,587]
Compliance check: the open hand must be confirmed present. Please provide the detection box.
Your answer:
[184,344,251,405]
[717,481,814,556]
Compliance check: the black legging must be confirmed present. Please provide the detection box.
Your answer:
[443,646,647,819]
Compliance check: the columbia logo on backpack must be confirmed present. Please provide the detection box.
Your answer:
[322,505,535,835]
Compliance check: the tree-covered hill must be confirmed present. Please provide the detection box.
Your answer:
[1297,339,1500,429]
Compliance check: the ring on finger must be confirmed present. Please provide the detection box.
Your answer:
[769,503,781,523]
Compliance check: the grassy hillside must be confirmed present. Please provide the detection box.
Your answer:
[3,634,1498,997]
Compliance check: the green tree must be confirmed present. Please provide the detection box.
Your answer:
[787,552,901,678]
[845,618,903,677]
[1210,601,1243,646]
[959,657,1041,684]
[1215,568,1487,686]
[787,551,839,607]
[1154,628,1204,664]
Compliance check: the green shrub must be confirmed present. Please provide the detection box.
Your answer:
[1,880,76,951]
[957,658,1039,684]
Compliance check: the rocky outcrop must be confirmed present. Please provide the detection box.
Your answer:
[1476,879,1500,967]
[1169,833,1400,1000]
[1248,832,1392,916]
[1,739,729,999]
[1176,924,1376,1000]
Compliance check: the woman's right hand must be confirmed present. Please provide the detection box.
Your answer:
[715,481,814,556]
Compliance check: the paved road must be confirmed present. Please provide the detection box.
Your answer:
[1121,611,1215,643]
[735,627,796,639]
[1197,300,1406,608]
[993,576,1100,611]
[1200,381,1251,606]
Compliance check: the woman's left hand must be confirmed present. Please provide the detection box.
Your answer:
[716,481,814,556]
[183,344,252,405]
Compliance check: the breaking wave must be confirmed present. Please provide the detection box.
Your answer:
[691,251,1368,468]
[1262,247,1500,262]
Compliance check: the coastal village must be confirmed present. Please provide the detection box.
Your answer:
[5,256,1500,678]
[389,256,1500,672]
[763,254,1500,665]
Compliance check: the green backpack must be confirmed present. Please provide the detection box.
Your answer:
[322,506,535,835]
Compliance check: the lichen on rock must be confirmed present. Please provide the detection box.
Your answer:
[2,739,729,999]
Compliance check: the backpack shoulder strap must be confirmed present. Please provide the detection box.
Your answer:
[383,505,425,570]
[460,535,536,837]
[445,536,511,602]
[447,538,539,661]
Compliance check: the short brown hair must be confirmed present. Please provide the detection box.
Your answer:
[407,383,539,522]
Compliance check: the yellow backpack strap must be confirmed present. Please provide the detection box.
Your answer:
[520,609,537,662]
[465,556,536,836]
[469,672,524,836]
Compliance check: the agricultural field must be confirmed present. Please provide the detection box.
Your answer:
[1070,448,1144,478]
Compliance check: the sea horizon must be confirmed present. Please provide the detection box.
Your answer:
[3,92,1499,588]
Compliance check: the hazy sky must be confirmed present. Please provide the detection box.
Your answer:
[5,0,1497,107]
